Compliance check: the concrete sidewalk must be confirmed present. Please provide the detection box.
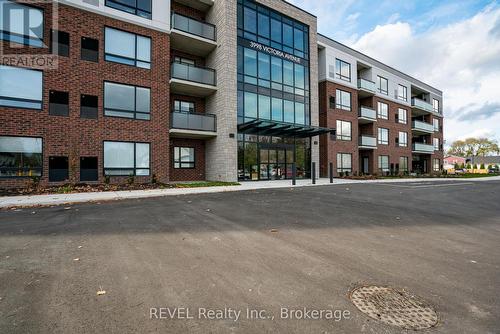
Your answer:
[1,176,499,208]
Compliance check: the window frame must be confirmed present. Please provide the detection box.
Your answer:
[378,127,389,145]
[103,81,151,120]
[433,158,440,171]
[397,84,407,101]
[335,89,351,111]
[398,108,407,124]
[433,99,440,113]
[81,36,99,62]
[336,153,352,173]
[378,155,390,172]
[377,101,388,119]
[174,100,195,113]
[377,76,388,95]
[48,90,69,117]
[103,140,151,176]
[0,65,43,110]
[0,135,43,178]
[398,131,408,147]
[105,0,152,19]
[433,118,439,131]
[173,146,196,169]
[433,138,440,151]
[399,156,409,172]
[336,120,352,141]
[0,1,44,47]
[104,26,152,69]
[50,29,70,57]
[335,58,351,82]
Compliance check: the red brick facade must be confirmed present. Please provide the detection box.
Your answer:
[169,138,206,181]
[0,3,170,188]
[319,80,444,177]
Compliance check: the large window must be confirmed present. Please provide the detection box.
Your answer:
[105,0,151,19]
[433,158,440,171]
[336,89,351,111]
[377,101,388,119]
[433,118,439,131]
[238,0,309,59]
[0,65,42,109]
[173,147,195,169]
[378,155,389,172]
[398,108,407,124]
[337,153,352,173]
[104,141,150,176]
[399,157,408,172]
[336,120,352,141]
[397,84,407,101]
[0,136,42,177]
[433,138,440,151]
[377,76,388,95]
[398,131,408,147]
[0,0,44,47]
[104,82,150,120]
[335,59,351,82]
[433,99,440,113]
[378,128,389,145]
[174,100,195,113]
[104,27,151,69]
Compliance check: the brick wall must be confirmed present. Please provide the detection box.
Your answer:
[0,3,170,188]
[169,138,206,181]
[171,1,206,21]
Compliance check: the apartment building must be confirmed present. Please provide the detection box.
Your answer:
[318,35,444,177]
[0,0,443,188]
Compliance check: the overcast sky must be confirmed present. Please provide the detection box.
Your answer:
[288,0,500,146]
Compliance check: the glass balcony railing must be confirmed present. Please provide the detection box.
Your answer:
[171,61,216,86]
[358,106,376,120]
[359,135,377,148]
[411,98,434,113]
[412,142,434,153]
[171,12,216,41]
[171,111,216,132]
[357,78,376,92]
[412,120,434,132]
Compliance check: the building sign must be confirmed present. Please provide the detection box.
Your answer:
[239,38,307,66]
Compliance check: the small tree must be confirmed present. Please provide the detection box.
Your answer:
[480,163,485,169]
[460,163,465,169]
[466,163,471,169]
[473,164,478,169]
[488,164,493,169]
[454,163,459,169]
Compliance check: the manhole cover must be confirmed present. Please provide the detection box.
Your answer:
[349,285,438,330]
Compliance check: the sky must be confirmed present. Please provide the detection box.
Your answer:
[288,0,500,147]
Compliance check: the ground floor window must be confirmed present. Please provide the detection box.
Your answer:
[173,147,195,169]
[104,141,150,176]
[0,136,42,177]
[399,157,409,172]
[337,153,352,174]
[0,66,43,109]
[237,134,310,181]
[433,158,440,171]
[378,155,390,173]
[80,157,98,181]
[49,156,69,182]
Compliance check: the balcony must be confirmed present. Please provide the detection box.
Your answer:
[171,12,217,57]
[170,61,217,97]
[411,120,434,135]
[173,0,214,12]
[412,142,434,154]
[170,111,217,139]
[411,97,434,116]
[358,106,376,124]
[357,78,376,98]
[359,135,377,149]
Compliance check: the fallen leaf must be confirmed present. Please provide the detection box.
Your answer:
[73,258,80,261]
[97,290,106,296]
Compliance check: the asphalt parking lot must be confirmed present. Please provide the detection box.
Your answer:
[1,180,499,333]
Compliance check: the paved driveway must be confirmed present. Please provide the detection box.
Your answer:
[1,181,499,333]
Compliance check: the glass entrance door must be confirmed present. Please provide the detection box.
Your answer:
[259,148,294,180]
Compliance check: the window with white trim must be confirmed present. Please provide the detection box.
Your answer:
[378,155,389,172]
[433,158,440,171]
[104,141,150,176]
[398,132,408,147]
[433,138,440,151]
[398,108,407,124]
[378,128,389,145]
[433,99,440,113]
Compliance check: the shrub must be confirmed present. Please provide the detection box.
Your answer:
[151,173,158,184]
[488,164,493,169]
[454,163,459,169]
[339,172,344,178]
[473,164,478,169]
[104,175,110,184]
[127,175,135,185]
[30,176,41,190]
[480,163,485,169]
[466,163,472,169]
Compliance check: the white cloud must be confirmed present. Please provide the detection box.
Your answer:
[351,5,500,145]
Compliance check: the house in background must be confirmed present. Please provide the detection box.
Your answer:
[466,156,500,168]
[444,155,466,169]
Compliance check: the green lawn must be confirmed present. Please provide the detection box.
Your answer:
[174,181,240,188]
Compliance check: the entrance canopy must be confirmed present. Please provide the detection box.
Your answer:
[238,119,335,138]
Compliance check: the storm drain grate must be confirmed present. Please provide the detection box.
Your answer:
[349,285,438,330]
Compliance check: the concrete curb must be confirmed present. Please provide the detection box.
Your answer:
[1,176,499,209]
